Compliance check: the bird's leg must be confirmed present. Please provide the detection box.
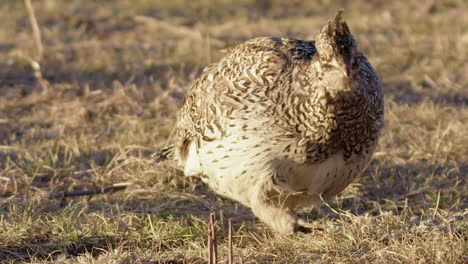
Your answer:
[250,195,298,234]
[250,185,314,234]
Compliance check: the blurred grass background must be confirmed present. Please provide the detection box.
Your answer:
[0,0,467,263]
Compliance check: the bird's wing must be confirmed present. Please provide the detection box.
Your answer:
[174,37,292,150]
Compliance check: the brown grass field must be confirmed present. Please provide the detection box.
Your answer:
[0,0,467,263]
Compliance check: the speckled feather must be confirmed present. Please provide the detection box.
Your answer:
[171,11,384,234]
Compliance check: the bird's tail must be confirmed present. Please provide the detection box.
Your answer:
[315,9,358,76]
[151,145,175,163]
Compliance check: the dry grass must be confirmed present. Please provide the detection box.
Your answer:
[0,0,467,263]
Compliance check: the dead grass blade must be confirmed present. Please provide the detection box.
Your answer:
[48,182,130,199]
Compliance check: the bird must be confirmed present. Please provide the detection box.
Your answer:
[159,10,384,234]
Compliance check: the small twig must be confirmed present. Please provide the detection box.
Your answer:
[48,183,130,199]
[228,218,233,264]
[208,213,218,264]
[209,213,218,264]
[30,59,50,94]
[24,0,43,61]
[208,215,213,264]
[24,0,49,94]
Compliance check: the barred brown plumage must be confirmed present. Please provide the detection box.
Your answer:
[170,10,384,234]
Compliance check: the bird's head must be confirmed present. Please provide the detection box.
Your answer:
[315,9,358,78]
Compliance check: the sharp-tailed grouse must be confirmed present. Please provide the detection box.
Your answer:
[163,10,384,234]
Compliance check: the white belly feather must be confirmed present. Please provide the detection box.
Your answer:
[180,130,374,210]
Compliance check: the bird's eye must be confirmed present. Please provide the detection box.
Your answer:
[341,37,351,46]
